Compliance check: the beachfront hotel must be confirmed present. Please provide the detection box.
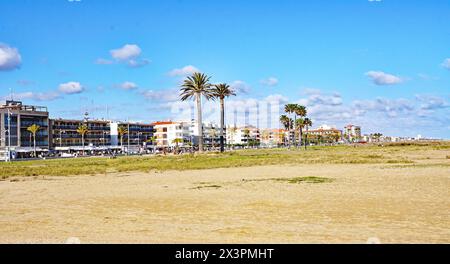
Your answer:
[0,100,50,159]
[50,118,155,152]
[152,120,224,148]
[152,121,191,148]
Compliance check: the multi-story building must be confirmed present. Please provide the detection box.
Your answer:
[226,125,260,146]
[190,120,223,148]
[0,100,50,159]
[49,119,154,151]
[344,124,362,142]
[152,121,191,147]
[50,118,112,148]
[307,125,343,143]
[116,122,155,147]
[260,128,286,147]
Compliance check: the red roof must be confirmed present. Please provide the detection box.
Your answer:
[151,121,176,126]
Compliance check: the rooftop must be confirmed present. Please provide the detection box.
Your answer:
[0,100,48,113]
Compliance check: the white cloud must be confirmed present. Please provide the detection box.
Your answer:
[58,82,84,94]
[260,77,279,87]
[415,94,449,110]
[442,58,450,70]
[0,43,22,71]
[140,88,180,102]
[230,80,251,94]
[299,89,343,107]
[168,65,200,77]
[127,58,150,68]
[99,44,150,68]
[110,44,142,61]
[2,91,60,102]
[265,94,289,104]
[95,58,113,65]
[365,71,403,85]
[120,81,138,90]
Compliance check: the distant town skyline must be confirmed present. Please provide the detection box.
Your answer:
[0,0,449,138]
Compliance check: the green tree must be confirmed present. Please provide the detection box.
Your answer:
[303,118,312,150]
[180,72,214,153]
[76,124,88,155]
[26,124,40,157]
[117,126,128,148]
[211,83,236,152]
[280,115,292,147]
[294,105,307,147]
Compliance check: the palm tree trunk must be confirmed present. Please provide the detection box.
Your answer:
[293,115,297,147]
[196,93,203,153]
[299,127,303,149]
[220,98,225,153]
[305,126,308,150]
[33,133,36,158]
[82,135,84,156]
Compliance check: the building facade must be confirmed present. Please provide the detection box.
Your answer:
[260,128,286,146]
[50,119,155,150]
[226,125,260,146]
[0,101,50,158]
[344,124,362,142]
[307,125,343,144]
[50,119,112,149]
[152,121,191,147]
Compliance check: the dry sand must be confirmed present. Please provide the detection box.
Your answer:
[0,163,449,243]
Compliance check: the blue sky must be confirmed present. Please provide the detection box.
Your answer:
[0,0,449,138]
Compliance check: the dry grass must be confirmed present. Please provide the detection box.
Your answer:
[2,141,449,179]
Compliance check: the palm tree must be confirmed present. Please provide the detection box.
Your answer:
[76,124,88,155]
[172,138,183,154]
[117,126,128,148]
[243,128,251,148]
[26,124,40,157]
[303,118,312,150]
[147,136,157,146]
[228,125,237,147]
[284,104,297,147]
[294,105,307,147]
[209,127,218,149]
[295,118,305,148]
[211,83,236,153]
[279,115,292,147]
[180,72,214,153]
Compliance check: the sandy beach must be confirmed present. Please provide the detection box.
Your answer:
[1,163,449,244]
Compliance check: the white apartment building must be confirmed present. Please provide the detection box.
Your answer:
[344,124,362,141]
[152,121,191,147]
[226,125,260,145]
[189,120,223,147]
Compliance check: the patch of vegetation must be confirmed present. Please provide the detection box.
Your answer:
[191,184,222,190]
[0,141,447,178]
[274,176,334,184]
[244,176,334,184]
